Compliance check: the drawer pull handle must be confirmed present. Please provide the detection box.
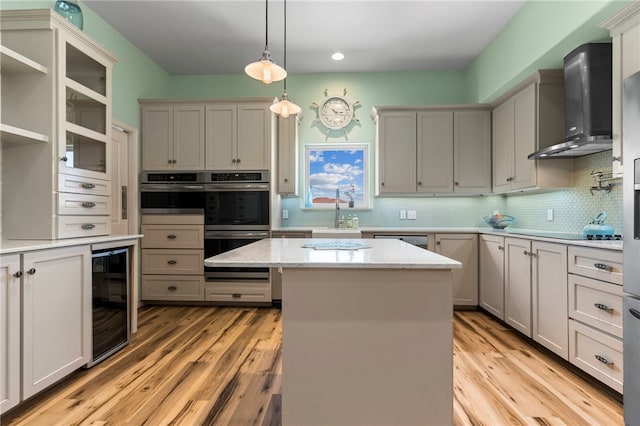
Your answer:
[81,183,96,189]
[167,234,177,239]
[630,308,640,320]
[13,271,23,278]
[82,224,96,230]
[81,202,96,208]
[594,263,613,272]
[167,260,177,265]
[232,293,242,298]
[524,250,536,257]
[594,303,613,312]
[168,286,177,291]
[27,268,36,275]
[594,355,613,366]
[498,245,504,251]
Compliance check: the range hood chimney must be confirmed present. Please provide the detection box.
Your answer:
[529,43,612,159]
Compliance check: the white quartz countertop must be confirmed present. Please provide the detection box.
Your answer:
[1,234,143,255]
[204,238,462,269]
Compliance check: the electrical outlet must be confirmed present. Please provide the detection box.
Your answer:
[547,209,554,221]
[282,209,289,219]
[400,210,407,220]
[407,210,417,220]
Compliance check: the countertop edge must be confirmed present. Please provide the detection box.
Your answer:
[1,234,143,255]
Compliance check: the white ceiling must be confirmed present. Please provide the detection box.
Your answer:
[83,0,527,75]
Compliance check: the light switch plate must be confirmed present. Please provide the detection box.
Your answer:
[547,209,554,221]
[282,209,289,219]
[407,210,417,220]
[400,210,407,220]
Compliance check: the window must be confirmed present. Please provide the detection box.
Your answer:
[304,144,369,209]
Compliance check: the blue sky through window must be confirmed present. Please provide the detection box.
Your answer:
[305,144,368,209]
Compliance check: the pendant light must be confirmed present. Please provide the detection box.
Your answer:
[270,0,300,117]
[245,0,286,84]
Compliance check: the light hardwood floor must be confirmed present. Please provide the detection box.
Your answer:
[1,306,623,425]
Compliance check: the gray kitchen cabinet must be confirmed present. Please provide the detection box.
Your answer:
[504,237,533,336]
[532,241,568,360]
[479,234,505,320]
[375,106,491,195]
[0,254,20,414]
[22,245,92,399]
[602,1,640,177]
[277,115,299,195]
[1,10,115,240]
[141,102,205,171]
[491,71,573,193]
[504,236,568,357]
[205,101,272,171]
[434,233,478,306]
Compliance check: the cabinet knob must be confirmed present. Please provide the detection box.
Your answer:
[168,159,173,164]
[27,268,36,275]
[13,271,23,278]
[60,156,68,162]
[381,182,385,186]
[167,260,177,265]
[236,158,241,164]
[232,293,242,298]
[436,241,441,245]
[284,178,288,183]
[82,224,96,230]
[173,159,177,164]
[454,182,459,186]
[232,159,237,164]
[167,234,177,239]
[418,181,422,186]
[168,286,177,291]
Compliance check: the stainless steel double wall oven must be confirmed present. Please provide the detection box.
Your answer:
[141,171,270,284]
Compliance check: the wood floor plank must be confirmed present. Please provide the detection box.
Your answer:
[1,306,623,426]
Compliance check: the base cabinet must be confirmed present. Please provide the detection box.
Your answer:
[505,238,533,336]
[0,255,20,414]
[479,234,505,320]
[0,246,91,411]
[434,233,478,306]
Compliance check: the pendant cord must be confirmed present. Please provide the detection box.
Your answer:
[283,0,287,91]
[264,0,269,51]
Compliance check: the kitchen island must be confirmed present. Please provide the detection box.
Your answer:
[205,238,461,426]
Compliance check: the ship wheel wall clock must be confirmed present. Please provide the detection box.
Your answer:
[311,88,361,140]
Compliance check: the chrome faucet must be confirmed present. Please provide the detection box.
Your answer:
[334,188,342,228]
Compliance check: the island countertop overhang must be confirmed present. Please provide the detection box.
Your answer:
[204,238,462,269]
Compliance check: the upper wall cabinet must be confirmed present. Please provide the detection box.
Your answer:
[491,70,573,193]
[141,102,205,171]
[205,102,272,171]
[602,1,640,177]
[277,115,299,195]
[374,106,491,195]
[1,9,117,239]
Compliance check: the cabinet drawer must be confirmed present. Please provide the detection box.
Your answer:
[568,246,623,285]
[205,281,271,303]
[57,216,111,238]
[58,193,111,216]
[58,174,110,196]
[141,275,204,301]
[141,225,204,249]
[141,249,203,275]
[569,274,623,338]
[141,214,204,225]
[569,319,623,393]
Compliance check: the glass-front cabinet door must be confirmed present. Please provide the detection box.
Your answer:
[57,33,113,180]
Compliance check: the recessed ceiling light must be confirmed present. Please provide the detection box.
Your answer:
[331,52,344,61]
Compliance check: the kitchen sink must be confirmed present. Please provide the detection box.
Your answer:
[311,228,362,238]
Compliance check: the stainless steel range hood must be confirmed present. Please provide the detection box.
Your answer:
[529,43,612,159]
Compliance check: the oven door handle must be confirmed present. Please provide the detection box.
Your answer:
[204,183,270,191]
[205,231,270,239]
[141,184,205,191]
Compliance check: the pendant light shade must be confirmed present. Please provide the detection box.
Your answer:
[245,0,286,84]
[270,92,301,118]
[271,0,300,117]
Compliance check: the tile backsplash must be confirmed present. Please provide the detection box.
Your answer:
[280,150,623,233]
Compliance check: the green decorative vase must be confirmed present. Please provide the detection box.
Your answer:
[54,0,83,30]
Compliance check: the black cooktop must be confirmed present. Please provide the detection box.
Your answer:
[505,231,622,241]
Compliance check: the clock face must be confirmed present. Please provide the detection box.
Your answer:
[319,96,354,130]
